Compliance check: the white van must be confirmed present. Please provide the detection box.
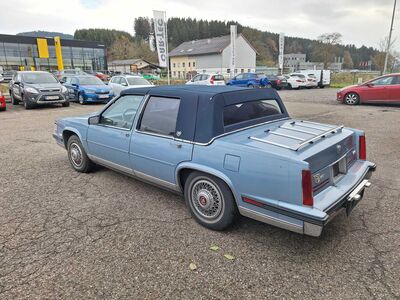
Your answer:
[299,70,330,88]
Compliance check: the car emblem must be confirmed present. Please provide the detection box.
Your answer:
[336,144,342,154]
[313,173,322,184]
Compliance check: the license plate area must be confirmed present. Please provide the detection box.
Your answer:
[45,95,59,100]
[332,156,347,182]
[98,94,109,98]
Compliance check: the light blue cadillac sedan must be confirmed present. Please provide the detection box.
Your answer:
[53,86,376,237]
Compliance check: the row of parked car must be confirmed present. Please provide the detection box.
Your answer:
[4,70,154,110]
[185,70,331,90]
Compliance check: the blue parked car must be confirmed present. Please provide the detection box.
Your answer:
[53,86,376,237]
[62,75,114,104]
[227,72,271,88]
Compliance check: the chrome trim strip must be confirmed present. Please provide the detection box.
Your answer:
[135,170,180,191]
[239,207,304,234]
[268,131,306,141]
[87,154,181,192]
[88,154,133,174]
[280,125,319,135]
[248,136,294,149]
[293,125,344,151]
[299,120,335,128]
[100,124,131,131]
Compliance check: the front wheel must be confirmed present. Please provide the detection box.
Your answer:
[78,94,85,105]
[184,172,238,231]
[10,91,19,105]
[248,84,254,88]
[62,101,70,107]
[67,135,94,173]
[344,92,360,105]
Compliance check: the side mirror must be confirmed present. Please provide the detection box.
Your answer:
[121,82,128,87]
[88,115,100,125]
[365,83,374,87]
[72,83,78,87]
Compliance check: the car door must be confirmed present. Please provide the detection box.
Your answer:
[86,94,144,170]
[383,75,400,103]
[12,73,23,100]
[109,77,121,95]
[130,95,193,187]
[67,77,80,100]
[232,73,244,86]
[360,76,392,102]
[200,74,209,85]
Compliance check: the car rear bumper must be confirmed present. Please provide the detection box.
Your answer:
[238,163,376,237]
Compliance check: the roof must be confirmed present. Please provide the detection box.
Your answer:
[109,58,162,68]
[121,85,288,143]
[169,35,231,57]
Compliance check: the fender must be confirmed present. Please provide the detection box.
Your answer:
[62,126,88,150]
[175,162,240,203]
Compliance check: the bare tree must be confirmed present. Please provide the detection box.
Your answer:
[312,32,342,69]
[373,37,397,74]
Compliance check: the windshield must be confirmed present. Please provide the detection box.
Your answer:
[127,77,151,85]
[79,77,104,85]
[22,73,58,84]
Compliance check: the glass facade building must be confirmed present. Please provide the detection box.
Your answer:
[0,34,107,71]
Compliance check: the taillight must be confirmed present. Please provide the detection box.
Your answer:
[210,76,215,84]
[276,79,281,85]
[296,79,302,83]
[359,135,366,160]
[302,170,314,206]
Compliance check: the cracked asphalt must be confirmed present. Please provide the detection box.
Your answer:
[0,88,399,299]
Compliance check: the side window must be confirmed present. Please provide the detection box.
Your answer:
[192,75,201,82]
[71,78,78,85]
[201,74,209,81]
[236,74,244,80]
[65,77,71,84]
[121,78,128,86]
[139,97,180,137]
[371,76,394,85]
[99,95,144,129]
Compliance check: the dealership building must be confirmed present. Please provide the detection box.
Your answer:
[0,34,107,71]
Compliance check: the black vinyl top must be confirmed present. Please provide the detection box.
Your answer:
[121,85,289,143]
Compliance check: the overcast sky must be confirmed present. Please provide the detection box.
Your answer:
[0,0,397,50]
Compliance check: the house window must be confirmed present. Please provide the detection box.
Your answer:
[182,62,185,67]
[178,71,181,78]
[241,69,244,73]
[173,71,176,77]
[173,63,176,68]
[178,63,180,67]
[248,69,251,72]
[188,62,191,67]
[227,68,230,74]
[193,62,196,67]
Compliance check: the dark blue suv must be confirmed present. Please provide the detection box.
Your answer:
[227,73,271,88]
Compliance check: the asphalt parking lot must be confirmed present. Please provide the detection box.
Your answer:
[0,88,399,299]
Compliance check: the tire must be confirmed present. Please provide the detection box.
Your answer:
[78,94,85,105]
[67,135,94,173]
[344,92,360,105]
[10,91,19,105]
[62,101,70,107]
[248,84,254,88]
[184,171,238,231]
[22,94,34,109]
[275,86,281,90]
[266,84,272,88]
[287,83,292,90]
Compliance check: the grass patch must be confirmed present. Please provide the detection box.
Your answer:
[331,72,378,88]
[0,83,8,94]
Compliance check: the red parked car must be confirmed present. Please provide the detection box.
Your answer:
[337,73,400,105]
[0,91,6,111]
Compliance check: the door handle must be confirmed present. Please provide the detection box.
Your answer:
[171,142,182,148]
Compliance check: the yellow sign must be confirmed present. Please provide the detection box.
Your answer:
[54,36,64,71]
[37,38,49,58]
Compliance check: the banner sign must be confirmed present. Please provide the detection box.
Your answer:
[37,38,49,59]
[230,25,237,77]
[153,10,168,68]
[278,33,285,71]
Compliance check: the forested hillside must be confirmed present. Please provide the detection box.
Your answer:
[73,18,382,69]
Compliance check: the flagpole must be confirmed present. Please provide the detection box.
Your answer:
[165,12,170,85]
[384,0,396,74]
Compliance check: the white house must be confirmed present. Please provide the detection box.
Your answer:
[169,34,257,79]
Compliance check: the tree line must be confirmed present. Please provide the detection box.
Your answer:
[74,18,395,73]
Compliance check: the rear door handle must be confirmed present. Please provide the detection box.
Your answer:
[171,142,182,149]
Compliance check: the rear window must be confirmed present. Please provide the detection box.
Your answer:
[213,75,224,81]
[223,99,283,126]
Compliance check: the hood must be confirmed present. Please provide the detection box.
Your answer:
[58,111,99,125]
[28,83,61,89]
[80,85,112,92]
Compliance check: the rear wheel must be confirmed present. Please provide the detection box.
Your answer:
[248,84,254,88]
[62,101,70,107]
[184,171,238,231]
[344,92,360,105]
[67,135,93,173]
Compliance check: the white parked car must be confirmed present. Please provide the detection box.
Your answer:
[0,74,4,82]
[299,69,331,88]
[186,73,225,86]
[285,74,307,89]
[291,73,318,88]
[109,75,153,96]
